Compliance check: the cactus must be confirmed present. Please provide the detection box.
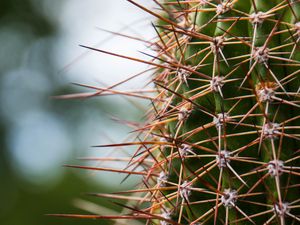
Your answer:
[54,0,300,224]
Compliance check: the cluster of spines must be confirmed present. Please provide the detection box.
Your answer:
[52,0,300,224]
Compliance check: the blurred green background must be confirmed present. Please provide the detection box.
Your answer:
[0,1,153,225]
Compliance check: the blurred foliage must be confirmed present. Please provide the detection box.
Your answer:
[0,0,55,36]
[0,1,119,225]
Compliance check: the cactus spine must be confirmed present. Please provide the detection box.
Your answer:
[56,0,300,224]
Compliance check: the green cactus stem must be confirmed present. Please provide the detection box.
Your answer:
[54,0,300,224]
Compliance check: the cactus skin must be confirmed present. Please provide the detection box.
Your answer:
[54,0,300,225]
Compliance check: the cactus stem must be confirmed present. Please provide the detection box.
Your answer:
[58,1,300,224]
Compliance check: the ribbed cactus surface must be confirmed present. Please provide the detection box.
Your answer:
[56,0,300,224]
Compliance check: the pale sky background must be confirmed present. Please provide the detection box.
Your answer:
[55,0,155,86]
